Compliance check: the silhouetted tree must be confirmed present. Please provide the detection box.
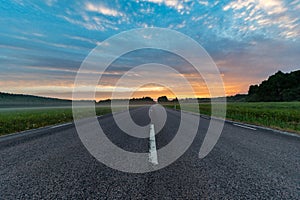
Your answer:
[171,97,179,103]
[157,96,169,103]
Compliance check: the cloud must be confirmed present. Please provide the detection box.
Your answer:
[85,2,123,17]
[142,0,190,13]
[0,44,27,51]
[59,5,122,32]
[64,34,97,45]
[59,15,106,31]
[257,0,287,15]
[175,20,186,29]
[198,1,209,6]
[45,0,57,7]
[214,39,300,90]
[222,0,299,39]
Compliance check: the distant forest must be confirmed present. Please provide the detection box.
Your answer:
[1,70,299,107]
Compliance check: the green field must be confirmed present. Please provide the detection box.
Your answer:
[167,102,300,134]
[1,102,299,136]
[0,107,112,136]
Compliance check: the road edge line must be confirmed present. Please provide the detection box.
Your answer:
[168,108,300,138]
[233,123,257,130]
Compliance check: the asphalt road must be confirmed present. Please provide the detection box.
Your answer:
[0,106,299,199]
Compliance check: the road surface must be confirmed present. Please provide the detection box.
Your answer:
[0,106,299,199]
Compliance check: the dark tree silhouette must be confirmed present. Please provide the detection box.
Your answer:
[157,96,169,103]
[171,97,179,103]
[247,70,300,102]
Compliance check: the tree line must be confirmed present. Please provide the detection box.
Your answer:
[247,70,300,102]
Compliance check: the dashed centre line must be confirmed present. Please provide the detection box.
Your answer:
[149,124,158,165]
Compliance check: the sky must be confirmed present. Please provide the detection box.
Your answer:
[0,0,300,100]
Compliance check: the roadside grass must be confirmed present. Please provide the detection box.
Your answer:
[1,102,299,136]
[0,107,112,136]
[166,102,300,134]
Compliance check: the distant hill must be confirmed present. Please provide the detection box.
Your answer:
[0,92,156,108]
[0,92,71,107]
[247,70,300,102]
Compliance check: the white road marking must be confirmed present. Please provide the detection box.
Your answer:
[149,124,158,165]
[233,123,257,131]
[51,123,71,129]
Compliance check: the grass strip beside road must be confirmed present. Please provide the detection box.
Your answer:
[0,107,112,136]
[166,102,300,134]
[1,102,299,136]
